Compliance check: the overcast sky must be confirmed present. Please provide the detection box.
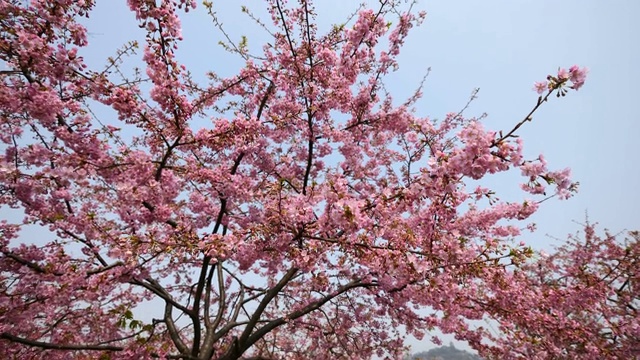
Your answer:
[12,0,640,354]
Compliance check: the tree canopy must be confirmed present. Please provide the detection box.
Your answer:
[0,1,636,359]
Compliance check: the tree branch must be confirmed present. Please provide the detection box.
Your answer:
[0,332,123,351]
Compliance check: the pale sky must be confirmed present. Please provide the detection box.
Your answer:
[7,0,640,355]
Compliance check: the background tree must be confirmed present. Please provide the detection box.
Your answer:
[0,1,613,359]
[473,223,639,359]
[410,342,482,360]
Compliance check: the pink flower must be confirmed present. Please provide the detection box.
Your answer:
[568,65,588,90]
[533,81,548,94]
[557,67,570,80]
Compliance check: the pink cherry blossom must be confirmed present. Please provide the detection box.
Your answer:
[557,67,570,80]
[569,65,589,90]
[533,80,549,94]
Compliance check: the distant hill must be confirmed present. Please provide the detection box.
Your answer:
[409,343,483,360]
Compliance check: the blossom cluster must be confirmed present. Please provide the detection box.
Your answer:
[534,65,589,94]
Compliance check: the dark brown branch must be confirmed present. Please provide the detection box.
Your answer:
[230,267,299,358]
[163,302,190,355]
[190,153,244,357]
[492,86,557,147]
[2,251,51,274]
[200,262,226,358]
[141,201,178,228]
[86,261,124,277]
[129,278,191,315]
[0,332,123,351]
[244,279,376,351]
[193,76,275,357]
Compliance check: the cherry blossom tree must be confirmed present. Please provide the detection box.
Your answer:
[474,224,639,359]
[0,1,618,359]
